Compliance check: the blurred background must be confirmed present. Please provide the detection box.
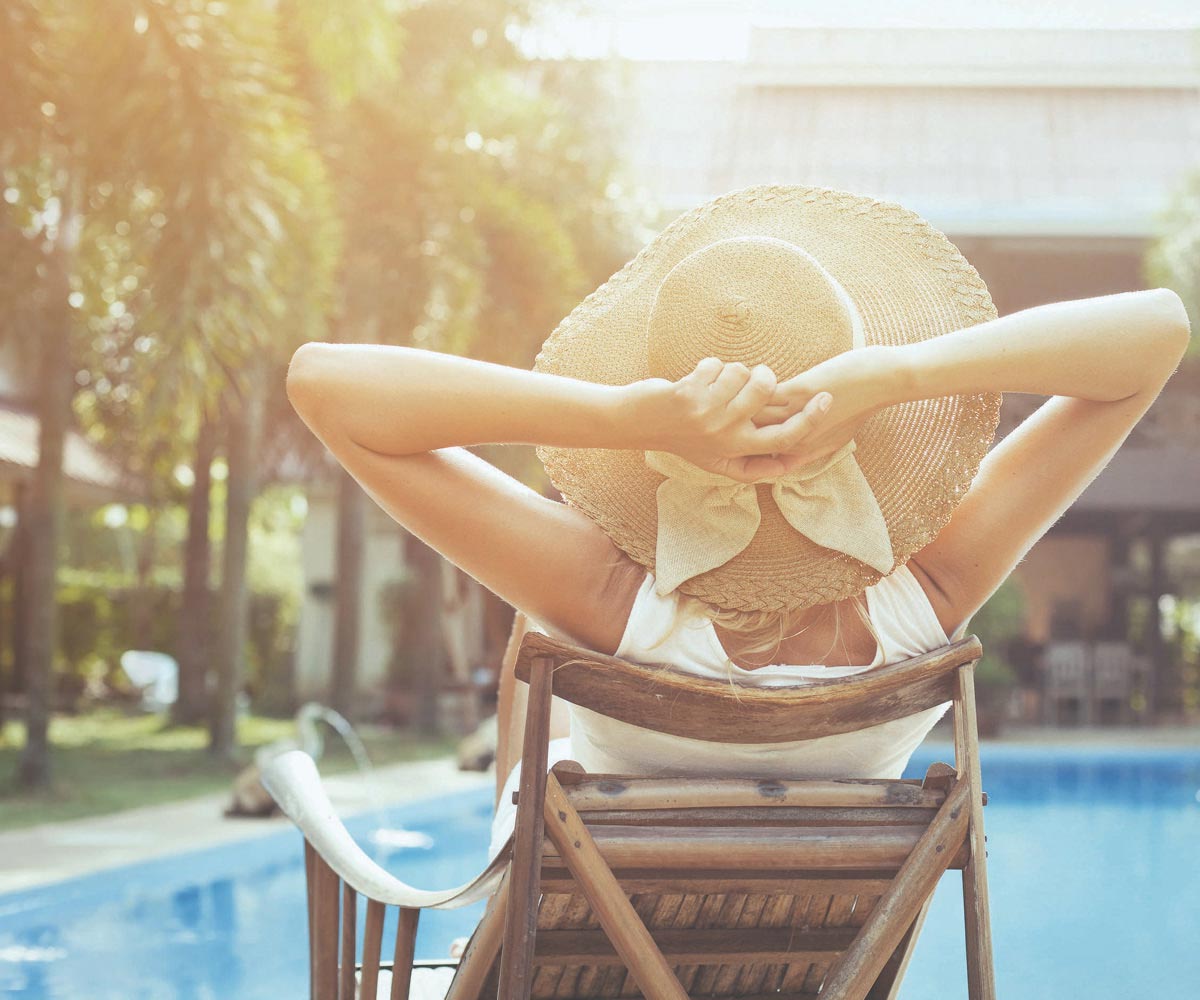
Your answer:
[1,0,1199,812]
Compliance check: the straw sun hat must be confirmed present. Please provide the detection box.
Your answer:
[533,184,1001,614]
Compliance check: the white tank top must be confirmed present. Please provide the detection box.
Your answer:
[489,564,967,859]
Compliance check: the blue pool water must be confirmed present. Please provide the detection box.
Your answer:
[1,744,1198,999]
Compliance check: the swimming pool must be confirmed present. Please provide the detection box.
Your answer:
[1,744,1197,998]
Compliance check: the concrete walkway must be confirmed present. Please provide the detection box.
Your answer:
[0,755,491,896]
[982,723,1200,747]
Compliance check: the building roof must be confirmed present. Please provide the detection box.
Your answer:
[0,402,140,504]
[589,26,1200,236]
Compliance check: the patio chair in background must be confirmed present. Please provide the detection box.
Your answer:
[1041,640,1090,725]
[263,630,995,1000]
[1092,641,1149,725]
[1043,639,1149,725]
[118,649,179,712]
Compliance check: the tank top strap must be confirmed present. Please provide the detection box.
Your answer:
[615,572,715,668]
[862,563,954,663]
[614,563,957,670]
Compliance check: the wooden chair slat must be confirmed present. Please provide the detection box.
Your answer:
[557,774,944,810]
[304,840,318,1000]
[360,899,385,1000]
[312,855,340,1000]
[540,822,941,870]
[445,875,509,1000]
[498,656,555,1000]
[537,871,898,895]
[338,883,356,1000]
[954,666,997,1000]
[573,805,941,826]
[514,631,982,741]
[528,925,856,965]
[388,908,418,1000]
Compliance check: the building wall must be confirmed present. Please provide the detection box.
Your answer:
[294,492,407,704]
[1012,534,1111,642]
[294,489,490,716]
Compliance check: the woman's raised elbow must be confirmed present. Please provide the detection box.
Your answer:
[1145,287,1192,356]
[285,342,337,416]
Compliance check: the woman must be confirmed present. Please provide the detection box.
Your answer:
[285,186,1191,854]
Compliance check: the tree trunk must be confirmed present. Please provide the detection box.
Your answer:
[1146,524,1167,722]
[209,375,263,758]
[130,504,158,641]
[173,408,216,725]
[17,180,79,789]
[403,533,445,736]
[2,481,32,731]
[329,465,366,719]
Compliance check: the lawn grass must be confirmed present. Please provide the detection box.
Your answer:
[0,709,457,832]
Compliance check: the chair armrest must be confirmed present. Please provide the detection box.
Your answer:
[261,750,508,910]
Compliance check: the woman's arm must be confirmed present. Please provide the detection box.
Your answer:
[886,287,1190,406]
[287,345,828,480]
[285,348,830,654]
[762,287,1192,636]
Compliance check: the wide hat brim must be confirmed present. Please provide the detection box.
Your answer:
[534,184,1002,614]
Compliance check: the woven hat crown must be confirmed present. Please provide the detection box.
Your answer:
[647,236,860,382]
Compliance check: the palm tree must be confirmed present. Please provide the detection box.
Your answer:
[0,0,338,781]
[281,0,639,720]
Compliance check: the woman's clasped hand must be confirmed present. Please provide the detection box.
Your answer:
[632,350,894,483]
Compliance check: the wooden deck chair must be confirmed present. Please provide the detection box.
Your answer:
[262,630,995,1000]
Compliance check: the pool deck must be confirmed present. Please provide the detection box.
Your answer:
[3,725,1197,897]
[0,756,491,896]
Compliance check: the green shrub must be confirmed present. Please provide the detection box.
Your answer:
[39,579,295,715]
[969,577,1026,687]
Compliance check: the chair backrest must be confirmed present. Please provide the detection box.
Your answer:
[281,631,995,1000]
[514,629,983,741]
[1092,640,1141,699]
[472,630,997,1000]
[1042,640,1089,696]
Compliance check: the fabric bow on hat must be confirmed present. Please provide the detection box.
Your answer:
[643,440,894,597]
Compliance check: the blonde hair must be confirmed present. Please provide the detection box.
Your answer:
[688,594,880,681]
[603,551,882,686]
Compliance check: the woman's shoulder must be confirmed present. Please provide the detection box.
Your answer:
[614,568,691,652]
[604,558,964,668]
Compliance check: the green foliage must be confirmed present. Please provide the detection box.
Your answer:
[1145,171,1200,358]
[1,0,342,508]
[967,576,1027,691]
[284,0,639,488]
[286,0,403,105]
[0,708,456,831]
[45,578,293,715]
